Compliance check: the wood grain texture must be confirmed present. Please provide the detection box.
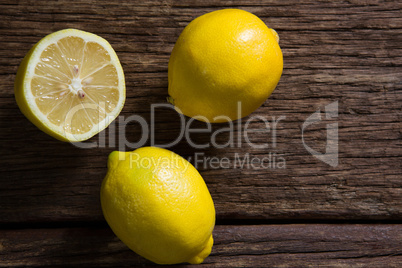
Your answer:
[1,0,401,267]
[1,0,400,223]
[1,224,401,267]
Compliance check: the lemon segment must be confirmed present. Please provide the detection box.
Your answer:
[101,147,216,264]
[14,29,125,142]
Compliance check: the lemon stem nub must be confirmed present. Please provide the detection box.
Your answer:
[270,28,280,43]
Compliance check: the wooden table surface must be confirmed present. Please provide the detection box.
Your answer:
[0,0,401,267]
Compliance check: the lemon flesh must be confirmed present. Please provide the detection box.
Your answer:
[168,9,283,122]
[14,29,125,142]
[101,147,215,264]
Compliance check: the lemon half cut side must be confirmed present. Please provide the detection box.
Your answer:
[14,29,125,142]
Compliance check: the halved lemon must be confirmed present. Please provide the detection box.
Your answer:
[14,29,125,142]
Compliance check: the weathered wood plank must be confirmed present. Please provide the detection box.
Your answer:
[0,224,401,267]
[0,0,401,223]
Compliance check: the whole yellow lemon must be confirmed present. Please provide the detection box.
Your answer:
[100,147,215,264]
[168,9,283,122]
